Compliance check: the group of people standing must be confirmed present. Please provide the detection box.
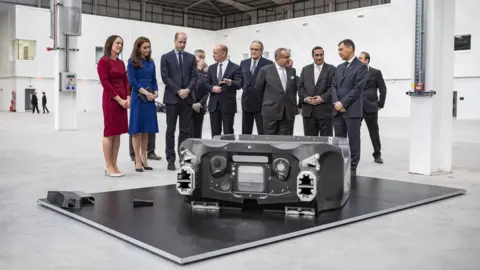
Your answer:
[97,32,386,178]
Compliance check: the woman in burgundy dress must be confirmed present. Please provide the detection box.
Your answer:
[97,35,131,177]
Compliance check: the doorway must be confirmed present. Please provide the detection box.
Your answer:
[25,88,35,111]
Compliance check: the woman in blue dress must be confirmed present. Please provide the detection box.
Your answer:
[127,36,159,172]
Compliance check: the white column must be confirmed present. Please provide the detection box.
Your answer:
[52,1,78,131]
[408,0,455,175]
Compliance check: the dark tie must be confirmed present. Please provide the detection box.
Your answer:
[251,61,256,74]
[178,52,184,87]
[217,63,223,84]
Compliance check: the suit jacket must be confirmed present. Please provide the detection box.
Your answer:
[204,60,243,114]
[331,57,368,118]
[298,62,336,119]
[256,64,298,121]
[160,50,197,105]
[42,96,47,106]
[363,66,387,113]
[240,57,273,112]
[193,70,209,114]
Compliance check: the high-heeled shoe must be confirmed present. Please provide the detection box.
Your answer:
[134,161,144,172]
[141,162,153,170]
[104,168,123,177]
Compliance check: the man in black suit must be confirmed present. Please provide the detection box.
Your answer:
[359,51,387,164]
[41,92,50,114]
[31,92,39,114]
[240,40,273,135]
[298,46,336,136]
[160,32,197,170]
[256,48,298,135]
[331,39,368,176]
[204,44,243,136]
[189,49,210,139]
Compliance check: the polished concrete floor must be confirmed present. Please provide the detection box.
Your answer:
[0,112,479,270]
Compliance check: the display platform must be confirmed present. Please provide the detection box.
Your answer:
[37,176,465,265]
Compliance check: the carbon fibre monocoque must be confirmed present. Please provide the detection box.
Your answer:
[176,134,351,215]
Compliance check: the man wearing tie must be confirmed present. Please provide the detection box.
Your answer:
[204,44,243,136]
[240,40,273,135]
[358,51,387,164]
[298,46,336,136]
[331,39,368,176]
[160,32,197,171]
[256,48,298,135]
[189,49,209,139]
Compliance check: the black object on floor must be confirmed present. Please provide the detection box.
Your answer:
[133,199,154,208]
[37,176,465,265]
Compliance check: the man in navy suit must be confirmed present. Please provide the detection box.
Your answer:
[160,32,197,171]
[240,40,273,135]
[331,39,368,176]
[204,44,243,137]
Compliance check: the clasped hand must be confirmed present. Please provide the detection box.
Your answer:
[334,101,346,112]
[305,96,323,105]
[212,86,222,93]
[119,96,131,109]
[178,89,189,99]
[192,103,202,113]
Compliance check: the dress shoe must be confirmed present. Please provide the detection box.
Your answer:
[167,163,176,171]
[147,153,162,160]
[142,162,153,170]
[374,157,384,164]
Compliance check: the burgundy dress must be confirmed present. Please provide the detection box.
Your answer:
[97,56,130,137]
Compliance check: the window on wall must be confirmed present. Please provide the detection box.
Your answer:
[95,46,123,63]
[454,35,471,51]
[13,40,36,60]
[95,47,104,64]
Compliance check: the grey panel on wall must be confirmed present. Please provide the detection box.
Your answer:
[106,6,118,17]
[107,0,118,8]
[97,6,106,16]
[16,0,37,5]
[83,3,93,14]
[130,10,140,20]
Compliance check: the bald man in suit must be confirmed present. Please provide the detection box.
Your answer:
[256,48,298,135]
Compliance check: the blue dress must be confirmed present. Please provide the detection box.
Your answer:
[127,58,159,135]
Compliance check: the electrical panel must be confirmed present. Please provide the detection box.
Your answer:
[60,72,77,92]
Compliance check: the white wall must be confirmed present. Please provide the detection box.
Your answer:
[0,3,16,112]
[214,0,480,120]
[5,5,215,113]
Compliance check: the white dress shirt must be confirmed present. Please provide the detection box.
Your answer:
[275,62,287,91]
[314,63,324,84]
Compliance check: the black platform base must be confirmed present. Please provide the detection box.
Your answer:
[37,176,465,265]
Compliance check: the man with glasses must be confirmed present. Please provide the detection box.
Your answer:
[240,40,273,135]
[256,48,298,135]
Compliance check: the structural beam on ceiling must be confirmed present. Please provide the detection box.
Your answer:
[185,0,208,10]
[215,0,254,12]
[184,0,223,15]
[270,0,295,18]
[207,0,224,14]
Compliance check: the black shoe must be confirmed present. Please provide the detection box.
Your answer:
[147,153,162,160]
[374,157,383,164]
[130,155,135,162]
[134,161,144,172]
[142,162,153,170]
[167,163,176,171]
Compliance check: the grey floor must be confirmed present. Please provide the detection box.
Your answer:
[0,111,479,270]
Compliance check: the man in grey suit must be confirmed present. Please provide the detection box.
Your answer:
[298,46,336,136]
[331,39,368,176]
[359,51,387,164]
[256,48,298,135]
[240,40,273,135]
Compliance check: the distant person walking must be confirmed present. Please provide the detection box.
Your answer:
[42,92,50,114]
[31,92,39,114]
